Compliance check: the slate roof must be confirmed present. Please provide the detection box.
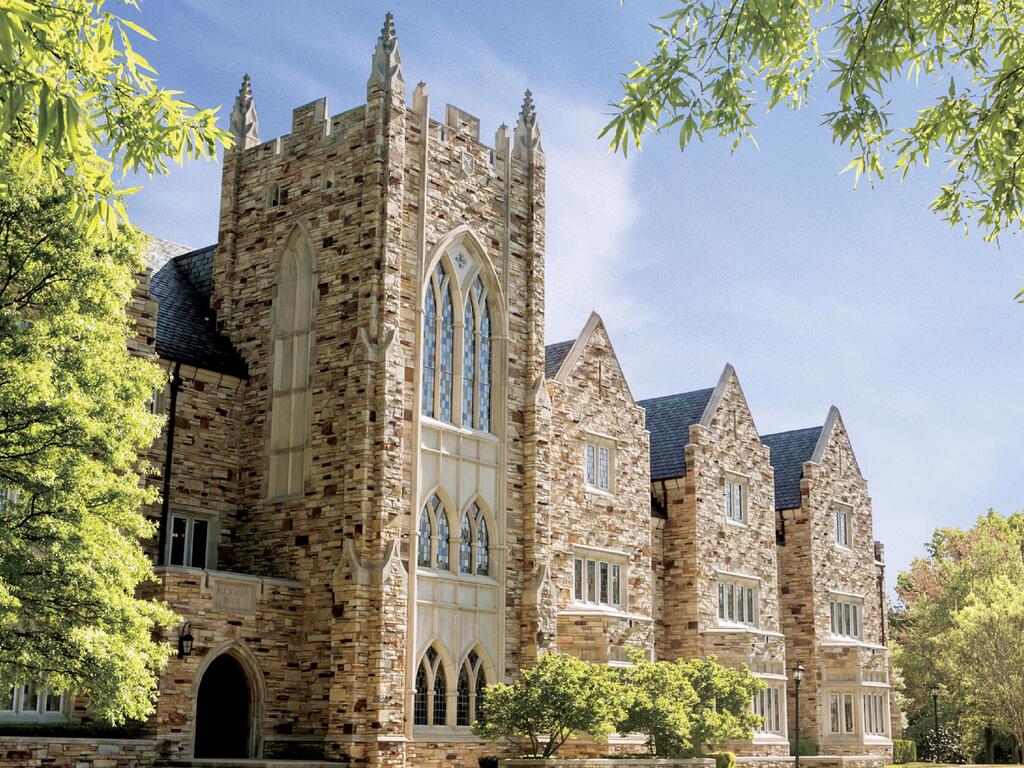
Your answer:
[544,340,573,379]
[147,240,248,378]
[638,388,715,481]
[761,426,822,510]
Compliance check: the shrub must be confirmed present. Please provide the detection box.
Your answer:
[918,724,968,764]
[474,652,624,758]
[0,722,145,738]
[789,737,818,756]
[892,738,917,764]
[706,750,736,768]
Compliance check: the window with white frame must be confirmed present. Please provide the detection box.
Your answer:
[829,597,862,639]
[724,477,747,523]
[828,692,856,734]
[584,441,613,492]
[573,554,624,608]
[863,692,887,736]
[752,683,784,734]
[717,577,758,627]
[0,683,66,721]
[167,514,209,569]
[834,505,852,547]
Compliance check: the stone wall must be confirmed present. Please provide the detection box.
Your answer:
[656,367,788,757]
[776,409,892,759]
[547,316,654,661]
[140,567,306,759]
[0,737,160,768]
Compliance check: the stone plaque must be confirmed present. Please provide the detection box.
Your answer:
[212,578,258,614]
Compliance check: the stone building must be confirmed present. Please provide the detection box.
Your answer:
[0,15,896,768]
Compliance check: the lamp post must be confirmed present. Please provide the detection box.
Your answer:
[930,683,940,763]
[793,662,805,768]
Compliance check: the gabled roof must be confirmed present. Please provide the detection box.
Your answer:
[638,387,715,481]
[545,340,573,379]
[761,426,822,511]
[147,240,248,378]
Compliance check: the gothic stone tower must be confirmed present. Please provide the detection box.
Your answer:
[210,15,547,766]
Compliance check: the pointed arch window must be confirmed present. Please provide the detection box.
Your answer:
[417,493,450,571]
[456,649,487,727]
[268,230,314,498]
[415,645,448,727]
[459,502,491,577]
[422,262,454,423]
[460,276,492,432]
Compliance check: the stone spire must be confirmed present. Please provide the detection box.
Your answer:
[367,12,404,94]
[229,73,260,151]
[513,89,543,162]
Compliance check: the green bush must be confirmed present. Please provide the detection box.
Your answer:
[706,750,736,768]
[892,738,917,764]
[0,722,145,738]
[789,737,818,756]
[478,757,499,768]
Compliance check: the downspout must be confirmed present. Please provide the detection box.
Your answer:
[877,560,886,645]
[157,362,182,563]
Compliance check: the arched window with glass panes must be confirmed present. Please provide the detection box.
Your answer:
[421,255,492,432]
[417,493,450,571]
[413,645,448,727]
[456,649,488,727]
[458,501,490,577]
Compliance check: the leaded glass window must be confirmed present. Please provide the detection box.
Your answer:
[455,649,487,728]
[478,292,491,433]
[462,298,475,427]
[459,514,473,574]
[439,279,454,423]
[456,666,471,726]
[414,664,429,725]
[422,286,436,418]
[476,514,489,576]
[432,663,447,726]
[436,511,450,571]
[417,508,431,568]
[421,256,494,434]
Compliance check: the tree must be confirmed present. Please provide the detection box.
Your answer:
[0,0,230,232]
[891,510,1024,759]
[474,652,625,757]
[617,649,701,757]
[684,656,764,751]
[617,649,762,757]
[604,0,1024,299]
[951,579,1024,763]
[0,146,174,724]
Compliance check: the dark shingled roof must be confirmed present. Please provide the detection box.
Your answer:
[545,340,573,379]
[761,426,822,510]
[638,388,715,480]
[148,242,248,378]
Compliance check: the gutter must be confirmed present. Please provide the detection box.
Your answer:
[156,362,182,563]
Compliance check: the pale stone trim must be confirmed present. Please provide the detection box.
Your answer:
[704,627,785,638]
[714,567,762,583]
[827,588,865,601]
[550,311,637,403]
[154,565,302,589]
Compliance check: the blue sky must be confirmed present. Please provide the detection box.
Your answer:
[127,2,1023,594]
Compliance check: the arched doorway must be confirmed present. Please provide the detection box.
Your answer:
[194,653,252,758]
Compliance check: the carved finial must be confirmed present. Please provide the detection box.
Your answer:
[229,73,260,151]
[494,122,510,153]
[367,11,404,95]
[513,89,543,162]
